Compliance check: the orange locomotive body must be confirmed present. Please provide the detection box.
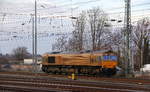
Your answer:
[41,50,118,76]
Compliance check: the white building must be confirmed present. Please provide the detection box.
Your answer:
[24,58,42,65]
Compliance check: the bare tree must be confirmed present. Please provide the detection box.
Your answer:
[52,35,68,51]
[143,37,150,64]
[12,47,30,60]
[87,7,108,51]
[132,18,150,70]
[52,12,86,52]
[74,11,86,51]
[53,7,110,52]
[68,12,86,51]
[67,37,78,52]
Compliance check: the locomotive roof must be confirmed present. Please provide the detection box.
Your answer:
[45,50,116,54]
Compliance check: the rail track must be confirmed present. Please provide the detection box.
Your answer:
[0,71,150,84]
[0,71,150,92]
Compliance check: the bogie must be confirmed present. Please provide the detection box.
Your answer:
[42,65,117,76]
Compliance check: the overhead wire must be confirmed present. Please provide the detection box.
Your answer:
[0,1,150,17]
[105,2,150,11]
[0,1,150,14]
[26,0,101,11]
[0,1,150,33]
[1,5,150,18]
[1,8,150,24]
[107,8,150,15]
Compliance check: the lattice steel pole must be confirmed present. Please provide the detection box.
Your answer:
[124,0,132,76]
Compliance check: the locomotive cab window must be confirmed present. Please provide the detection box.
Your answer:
[48,56,55,63]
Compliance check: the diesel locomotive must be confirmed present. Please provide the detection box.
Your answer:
[41,50,118,76]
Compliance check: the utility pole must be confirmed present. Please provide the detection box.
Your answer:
[31,14,35,72]
[124,0,132,76]
[34,0,38,72]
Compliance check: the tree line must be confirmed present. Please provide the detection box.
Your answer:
[0,47,31,64]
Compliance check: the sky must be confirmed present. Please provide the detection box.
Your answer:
[0,0,150,54]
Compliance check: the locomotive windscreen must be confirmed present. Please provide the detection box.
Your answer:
[48,56,55,63]
[102,56,117,61]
